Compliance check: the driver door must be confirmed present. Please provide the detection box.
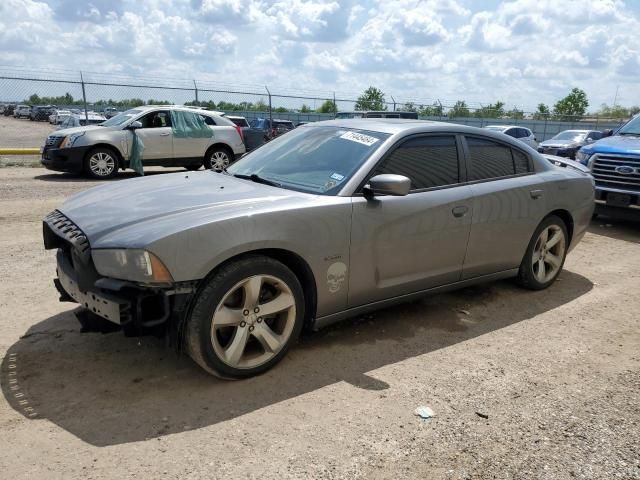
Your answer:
[133,110,173,163]
[348,135,473,307]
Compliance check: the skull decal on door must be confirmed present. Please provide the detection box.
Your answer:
[327,262,347,293]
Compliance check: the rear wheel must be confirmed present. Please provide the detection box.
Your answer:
[204,146,234,172]
[186,256,304,378]
[84,147,119,179]
[517,215,568,290]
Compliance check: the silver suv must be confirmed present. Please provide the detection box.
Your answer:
[41,105,246,179]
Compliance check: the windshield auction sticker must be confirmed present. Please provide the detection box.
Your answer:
[340,131,380,146]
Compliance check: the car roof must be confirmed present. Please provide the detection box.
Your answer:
[301,118,444,134]
[484,125,527,129]
[134,105,226,118]
[556,129,589,134]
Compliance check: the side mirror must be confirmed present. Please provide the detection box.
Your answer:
[602,129,613,137]
[364,174,411,197]
[128,120,142,129]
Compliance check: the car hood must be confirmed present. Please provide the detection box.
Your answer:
[58,171,317,248]
[540,139,582,148]
[54,125,107,136]
[583,134,640,155]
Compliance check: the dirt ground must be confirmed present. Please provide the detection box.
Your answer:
[0,166,638,479]
[0,115,55,166]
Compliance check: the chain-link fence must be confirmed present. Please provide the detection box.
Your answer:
[0,65,628,148]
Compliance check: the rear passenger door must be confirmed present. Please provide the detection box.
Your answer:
[171,113,214,162]
[461,136,546,279]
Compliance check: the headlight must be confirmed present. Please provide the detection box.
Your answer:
[575,149,592,165]
[59,132,85,148]
[92,249,174,283]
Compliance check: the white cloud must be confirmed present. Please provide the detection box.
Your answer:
[0,0,639,110]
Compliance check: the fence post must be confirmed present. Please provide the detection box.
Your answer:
[542,115,548,141]
[193,80,199,105]
[80,71,88,122]
[391,95,396,112]
[595,114,599,130]
[265,86,272,126]
[437,99,443,121]
[333,92,337,119]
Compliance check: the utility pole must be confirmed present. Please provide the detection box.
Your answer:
[613,85,620,107]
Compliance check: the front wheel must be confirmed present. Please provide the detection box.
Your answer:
[516,215,568,290]
[204,146,234,172]
[185,256,305,378]
[84,147,119,179]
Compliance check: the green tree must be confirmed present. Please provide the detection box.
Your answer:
[418,102,443,117]
[506,107,524,120]
[553,88,589,120]
[449,100,470,118]
[317,99,337,113]
[474,101,505,118]
[300,104,313,113]
[596,103,640,119]
[401,102,417,112]
[533,103,550,120]
[355,86,386,111]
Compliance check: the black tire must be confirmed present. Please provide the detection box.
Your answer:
[516,215,568,290]
[84,147,120,179]
[203,145,234,172]
[186,255,305,378]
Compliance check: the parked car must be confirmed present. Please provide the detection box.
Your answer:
[484,125,538,148]
[226,115,264,151]
[13,105,31,119]
[42,106,245,179]
[249,118,295,141]
[102,107,119,119]
[30,105,55,121]
[49,109,73,125]
[576,114,640,216]
[537,130,602,159]
[55,112,107,130]
[2,104,15,116]
[43,119,594,378]
[335,111,419,119]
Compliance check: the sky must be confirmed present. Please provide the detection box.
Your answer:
[1,0,639,111]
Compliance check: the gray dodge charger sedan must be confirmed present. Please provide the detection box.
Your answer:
[43,119,595,378]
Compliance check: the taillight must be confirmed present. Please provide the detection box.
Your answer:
[234,125,244,143]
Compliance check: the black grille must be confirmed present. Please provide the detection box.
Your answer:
[592,154,640,192]
[43,210,90,253]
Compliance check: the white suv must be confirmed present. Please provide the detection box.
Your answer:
[41,106,246,179]
[484,125,538,148]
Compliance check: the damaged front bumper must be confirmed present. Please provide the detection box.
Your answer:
[44,209,196,337]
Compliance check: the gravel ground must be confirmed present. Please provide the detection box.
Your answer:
[0,167,638,480]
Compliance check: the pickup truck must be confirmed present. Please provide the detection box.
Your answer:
[576,114,640,216]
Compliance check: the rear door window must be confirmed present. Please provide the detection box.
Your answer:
[466,137,533,180]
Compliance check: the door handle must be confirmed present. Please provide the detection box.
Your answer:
[160,132,171,136]
[530,189,543,199]
[452,205,469,218]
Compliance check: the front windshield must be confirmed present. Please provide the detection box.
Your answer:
[227,126,390,195]
[102,109,142,127]
[618,115,640,136]
[552,131,586,142]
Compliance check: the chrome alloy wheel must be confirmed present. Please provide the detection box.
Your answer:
[532,224,566,283]
[89,152,116,177]
[210,275,296,369]
[209,151,230,171]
